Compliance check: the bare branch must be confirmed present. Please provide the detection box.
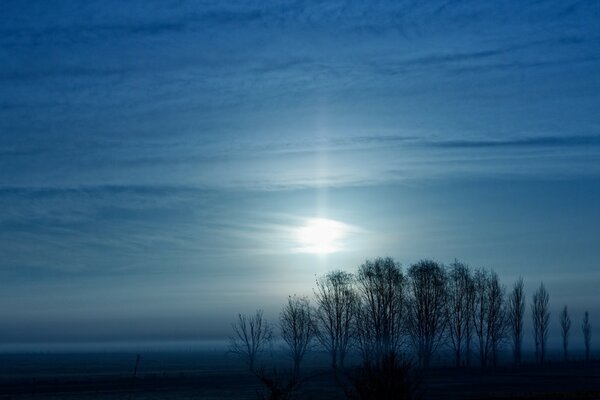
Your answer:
[508,277,525,365]
[229,310,273,372]
[472,269,507,368]
[356,257,406,366]
[531,282,550,363]
[582,311,591,362]
[560,305,571,362]
[314,270,357,369]
[446,260,472,367]
[280,295,315,379]
[407,259,447,368]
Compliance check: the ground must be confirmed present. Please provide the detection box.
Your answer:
[0,352,598,399]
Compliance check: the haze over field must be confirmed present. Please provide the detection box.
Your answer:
[1,1,599,348]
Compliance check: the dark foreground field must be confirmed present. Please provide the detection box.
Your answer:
[0,352,599,399]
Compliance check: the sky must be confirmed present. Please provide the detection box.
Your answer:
[1,1,599,347]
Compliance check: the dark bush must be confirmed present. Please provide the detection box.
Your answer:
[343,353,421,400]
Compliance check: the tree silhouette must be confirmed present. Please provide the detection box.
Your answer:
[407,259,447,368]
[487,272,508,367]
[229,310,273,372]
[355,257,406,366]
[559,305,571,362]
[473,268,491,367]
[446,260,472,367]
[229,255,593,397]
[279,295,315,380]
[531,283,550,363]
[508,277,525,365]
[464,269,476,367]
[582,311,591,362]
[472,269,507,367]
[314,270,357,369]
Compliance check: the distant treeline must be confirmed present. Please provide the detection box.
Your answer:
[229,258,593,398]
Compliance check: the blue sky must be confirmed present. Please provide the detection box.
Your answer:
[1,1,599,345]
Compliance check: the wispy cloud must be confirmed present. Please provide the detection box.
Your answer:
[427,135,600,149]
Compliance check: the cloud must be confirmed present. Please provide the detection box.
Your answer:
[427,135,600,149]
[2,0,600,344]
[1,0,599,239]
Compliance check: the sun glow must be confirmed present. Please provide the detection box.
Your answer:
[295,218,348,254]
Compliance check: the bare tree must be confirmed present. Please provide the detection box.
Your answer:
[487,272,507,367]
[531,282,550,363]
[464,272,476,367]
[471,269,507,368]
[355,257,406,366]
[229,310,273,372]
[559,305,571,362]
[280,295,315,379]
[508,278,525,365]
[446,260,472,367]
[314,270,357,369]
[472,268,491,367]
[407,259,447,368]
[582,311,591,362]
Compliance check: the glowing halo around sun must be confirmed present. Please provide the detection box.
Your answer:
[295,218,349,254]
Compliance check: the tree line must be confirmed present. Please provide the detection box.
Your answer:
[229,257,593,398]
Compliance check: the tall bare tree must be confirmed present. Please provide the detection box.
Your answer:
[472,268,491,367]
[508,278,525,365]
[229,310,273,372]
[407,259,447,368]
[582,311,591,362]
[280,295,315,379]
[464,272,476,367]
[471,269,507,367]
[559,305,571,362]
[446,260,472,367]
[314,270,357,369]
[531,282,550,363]
[487,272,507,367]
[355,257,406,365]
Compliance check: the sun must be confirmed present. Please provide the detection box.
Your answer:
[295,218,348,254]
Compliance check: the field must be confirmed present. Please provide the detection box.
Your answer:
[0,351,599,399]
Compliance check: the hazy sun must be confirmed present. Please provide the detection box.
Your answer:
[295,218,348,254]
